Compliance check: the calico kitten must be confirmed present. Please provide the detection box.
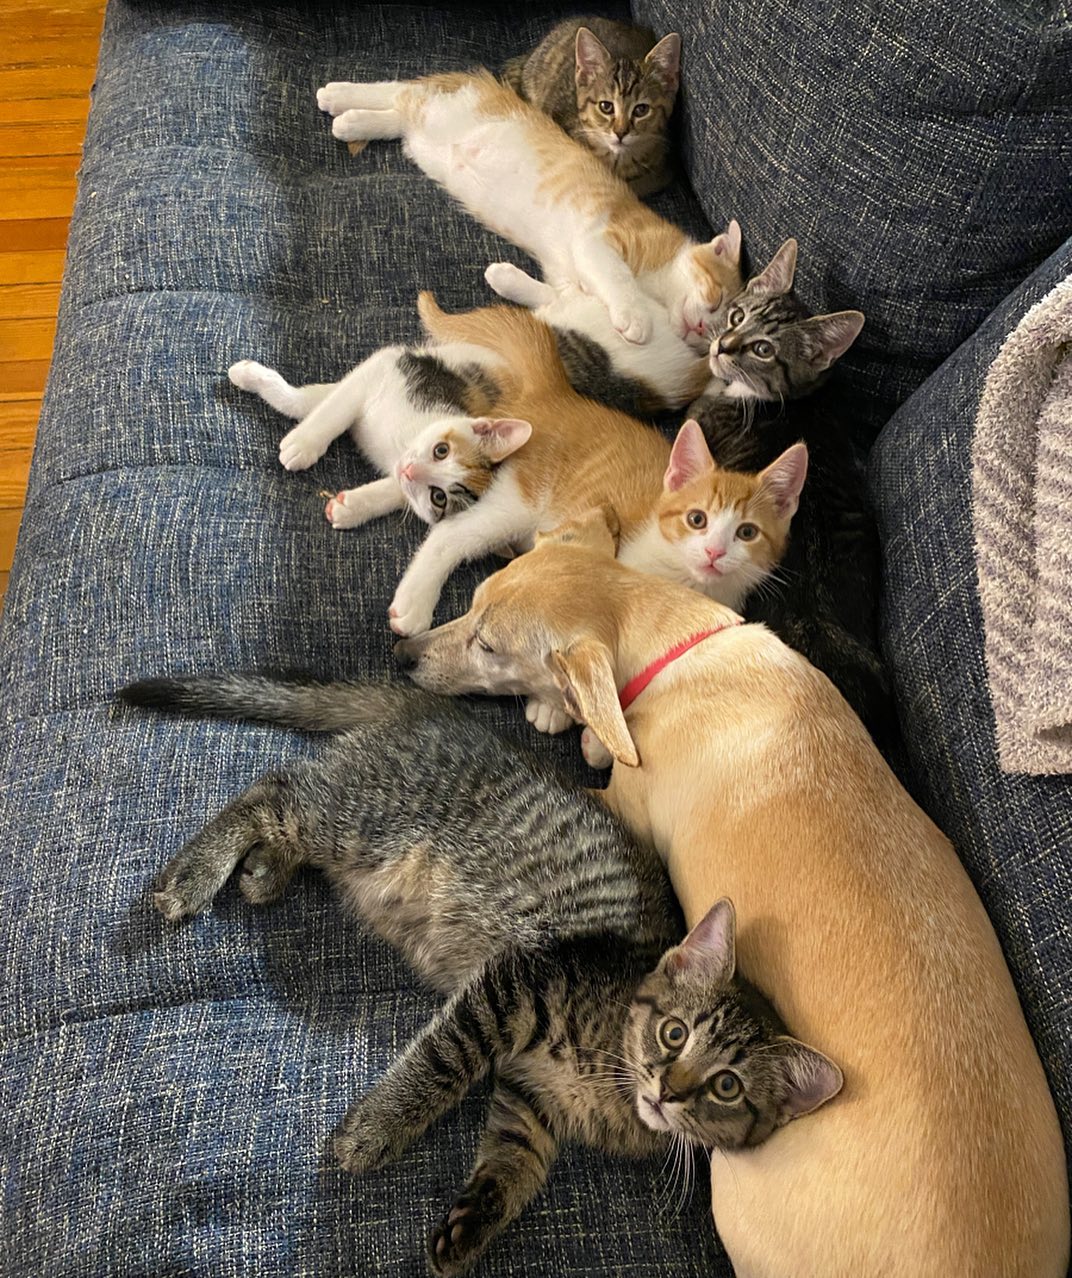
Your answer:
[503,18,680,197]
[483,235,863,417]
[119,677,842,1277]
[704,239,864,404]
[687,387,894,743]
[316,70,742,346]
[227,344,530,529]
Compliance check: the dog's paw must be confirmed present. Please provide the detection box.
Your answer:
[428,1180,507,1276]
[581,726,614,769]
[525,697,572,735]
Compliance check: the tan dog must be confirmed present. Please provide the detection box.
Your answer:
[395,509,1069,1278]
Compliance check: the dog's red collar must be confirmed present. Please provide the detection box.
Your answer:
[618,621,743,712]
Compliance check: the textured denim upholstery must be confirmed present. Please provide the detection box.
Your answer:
[2,0,1070,1273]
[870,238,1072,1170]
[0,3,722,1274]
[636,0,1072,440]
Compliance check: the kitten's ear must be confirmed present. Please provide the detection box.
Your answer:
[665,419,716,492]
[776,1039,844,1123]
[797,310,865,371]
[471,417,532,461]
[758,442,808,520]
[548,641,638,768]
[535,504,621,557]
[710,218,743,267]
[575,27,613,84]
[666,897,737,983]
[749,239,797,296]
[644,32,681,91]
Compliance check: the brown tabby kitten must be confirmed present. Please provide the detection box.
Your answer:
[503,17,680,196]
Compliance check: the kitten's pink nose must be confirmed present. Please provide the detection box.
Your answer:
[706,546,726,564]
[399,463,415,481]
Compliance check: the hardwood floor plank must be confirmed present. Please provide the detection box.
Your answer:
[2,218,70,251]
[0,37,102,70]
[0,66,95,99]
[0,509,23,572]
[0,360,49,398]
[0,282,62,319]
[0,400,40,449]
[0,249,66,285]
[0,97,90,125]
[0,120,87,156]
[0,185,79,222]
[0,317,57,362]
[0,447,32,505]
[0,568,9,603]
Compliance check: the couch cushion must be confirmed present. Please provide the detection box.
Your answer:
[869,236,1072,1167]
[634,0,1072,441]
[0,2,724,1273]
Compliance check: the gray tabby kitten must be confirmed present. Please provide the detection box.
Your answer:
[120,676,842,1278]
[503,16,681,196]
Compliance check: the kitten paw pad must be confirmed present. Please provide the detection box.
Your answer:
[278,428,325,472]
[325,490,373,530]
[428,1182,505,1276]
[611,307,653,346]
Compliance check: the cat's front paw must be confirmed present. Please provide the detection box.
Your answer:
[152,859,214,922]
[610,305,653,346]
[325,490,373,530]
[388,581,437,637]
[278,426,325,472]
[581,726,614,769]
[316,82,362,116]
[525,696,573,735]
[228,359,279,395]
[333,1101,399,1174]
[428,1179,508,1277]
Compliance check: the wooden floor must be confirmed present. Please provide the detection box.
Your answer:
[0,0,105,602]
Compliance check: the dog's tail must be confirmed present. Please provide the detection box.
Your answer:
[118,673,426,734]
[417,291,571,396]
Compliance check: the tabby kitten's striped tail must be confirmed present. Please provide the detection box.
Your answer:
[118,673,424,734]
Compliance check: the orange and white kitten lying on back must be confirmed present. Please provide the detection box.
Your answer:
[316,70,741,355]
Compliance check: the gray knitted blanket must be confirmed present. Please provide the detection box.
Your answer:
[974,276,1072,776]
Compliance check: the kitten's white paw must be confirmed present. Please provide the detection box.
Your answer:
[317,82,362,116]
[278,427,326,472]
[525,697,573,735]
[229,359,280,395]
[484,262,526,302]
[332,110,375,143]
[581,726,614,769]
[611,306,653,346]
[388,584,436,637]
[325,490,373,530]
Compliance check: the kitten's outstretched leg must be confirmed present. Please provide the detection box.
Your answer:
[334,970,512,1174]
[325,477,405,530]
[483,263,555,309]
[388,494,533,636]
[332,108,404,143]
[317,80,403,116]
[428,1078,558,1278]
[229,360,334,420]
[152,771,309,921]
[572,235,653,345]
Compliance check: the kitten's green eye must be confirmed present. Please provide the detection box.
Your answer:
[686,510,707,530]
[598,100,615,115]
[709,1070,743,1103]
[632,103,650,118]
[433,442,450,461]
[728,307,745,327]
[751,340,774,358]
[658,1018,689,1051]
[736,522,759,541]
[430,487,448,509]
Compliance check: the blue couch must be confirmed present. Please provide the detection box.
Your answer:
[2,1,1069,1274]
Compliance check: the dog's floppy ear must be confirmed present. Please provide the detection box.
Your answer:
[549,640,638,767]
[534,505,621,556]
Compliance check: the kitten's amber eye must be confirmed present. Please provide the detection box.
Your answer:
[430,487,448,509]
[686,510,707,530]
[736,522,759,541]
[433,442,450,461]
[632,103,650,118]
[752,340,774,358]
[598,100,615,115]
[728,307,745,327]
[658,1018,689,1051]
[709,1070,742,1103]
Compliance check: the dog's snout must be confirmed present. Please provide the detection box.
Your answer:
[393,638,419,670]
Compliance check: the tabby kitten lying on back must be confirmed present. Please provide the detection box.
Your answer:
[120,677,841,1278]
[503,17,680,196]
[317,69,740,346]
